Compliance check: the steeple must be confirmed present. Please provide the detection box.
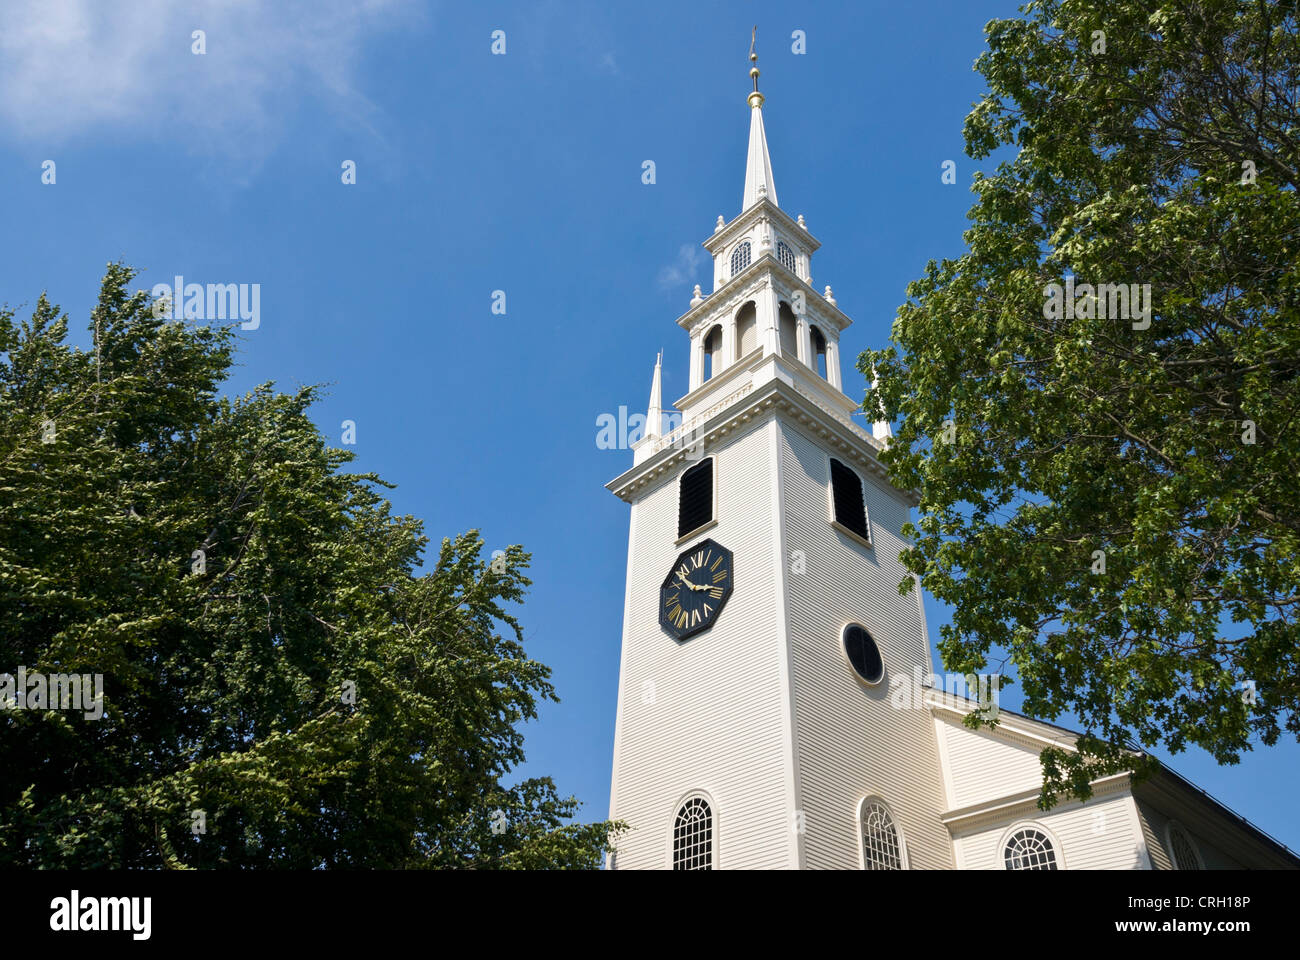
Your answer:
[645,352,663,440]
[741,28,777,212]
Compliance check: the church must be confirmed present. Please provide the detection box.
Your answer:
[602,49,1299,870]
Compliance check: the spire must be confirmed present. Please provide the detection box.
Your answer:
[645,352,663,439]
[742,27,777,211]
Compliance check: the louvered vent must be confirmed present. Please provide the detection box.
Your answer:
[830,457,869,541]
[677,458,714,538]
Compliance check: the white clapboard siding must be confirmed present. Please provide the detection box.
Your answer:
[778,421,955,869]
[608,418,794,869]
[937,716,1049,809]
[1133,799,1175,870]
[954,792,1145,870]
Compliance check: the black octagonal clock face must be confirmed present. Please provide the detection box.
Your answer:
[660,538,733,641]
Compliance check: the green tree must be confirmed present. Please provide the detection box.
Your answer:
[0,263,623,867]
[862,0,1300,803]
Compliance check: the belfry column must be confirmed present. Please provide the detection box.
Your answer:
[797,315,812,366]
[826,337,843,390]
[758,282,780,357]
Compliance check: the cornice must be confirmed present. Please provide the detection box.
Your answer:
[606,376,899,504]
[703,199,821,257]
[675,256,853,336]
[940,774,1133,835]
[671,343,764,413]
[927,695,1083,755]
[1133,769,1300,866]
[676,269,771,334]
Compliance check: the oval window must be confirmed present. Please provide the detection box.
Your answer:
[843,623,883,684]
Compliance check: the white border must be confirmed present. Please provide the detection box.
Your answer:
[770,420,805,868]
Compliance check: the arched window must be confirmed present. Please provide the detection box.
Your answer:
[1166,822,1204,870]
[1004,827,1059,870]
[843,623,884,684]
[777,240,796,274]
[778,301,799,359]
[811,325,828,378]
[829,458,870,543]
[730,240,751,277]
[672,797,713,870]
[860,800,904,869]
[677,458,714,538]
[735,301,758,359]
[703,325,723,380]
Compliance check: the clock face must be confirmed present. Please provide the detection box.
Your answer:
[660,538,733,641]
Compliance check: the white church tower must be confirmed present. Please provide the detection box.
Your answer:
[604,44,955,870]
[605,39,1300,873]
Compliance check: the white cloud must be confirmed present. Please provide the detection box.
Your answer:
[657,242,706,293]
[0,0,419,168]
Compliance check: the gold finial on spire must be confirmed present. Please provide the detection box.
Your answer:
[748,26,764,108]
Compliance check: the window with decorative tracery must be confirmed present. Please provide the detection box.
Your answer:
[861,801,903,869]
[777,240,796,273]
[730,241,751,277]
[672,797,713,870]
[1004,828,1058,870]
[1167,822,1203,870]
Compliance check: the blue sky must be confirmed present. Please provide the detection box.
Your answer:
[2,0,1296,852]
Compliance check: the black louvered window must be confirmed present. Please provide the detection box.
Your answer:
[830,458,869,541]
[678,458,713,538]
